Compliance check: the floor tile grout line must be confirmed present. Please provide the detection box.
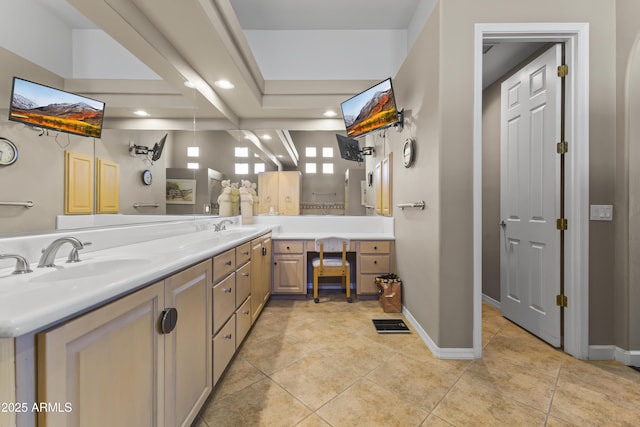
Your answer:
[543,357,565,426]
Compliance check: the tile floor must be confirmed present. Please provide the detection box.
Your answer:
[194,295,640,426]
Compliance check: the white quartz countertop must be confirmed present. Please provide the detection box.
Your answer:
[0,225,274,338]
[272,232,394,240]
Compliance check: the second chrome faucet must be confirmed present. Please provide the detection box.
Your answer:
[38,237,91,268]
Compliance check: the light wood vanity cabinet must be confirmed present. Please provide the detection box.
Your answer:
[357,241,395,295]
[272,240,306,294]
[37,260,212,427]
[212,235,269,385]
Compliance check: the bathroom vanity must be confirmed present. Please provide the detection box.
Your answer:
[0,215,394,427]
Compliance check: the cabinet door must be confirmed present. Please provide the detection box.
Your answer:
[382,153,393,216]
[37,282,165,427]
[272,254,305,294]
[258,172,279,214]
[65,150,94,214]
[261,235,272,306]
[375,161,382,215]
[250,238,265,323]
[278,171,301,215]
[164,260,212,427]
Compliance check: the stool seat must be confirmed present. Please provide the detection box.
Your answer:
[312,258,350,268]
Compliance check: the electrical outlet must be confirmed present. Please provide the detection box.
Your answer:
[590,204,613,221]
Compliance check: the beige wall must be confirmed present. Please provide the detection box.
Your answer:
[390,0,621,349]
[384,2,443,345]
[290,131,365,207]
[616,0,640,350]
[481,81,501,302]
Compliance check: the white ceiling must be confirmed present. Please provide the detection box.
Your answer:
[228,0,422,30]
[1,0,539,168]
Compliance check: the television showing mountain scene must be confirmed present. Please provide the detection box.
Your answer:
[340,78,399,138]
[9,77,105,138]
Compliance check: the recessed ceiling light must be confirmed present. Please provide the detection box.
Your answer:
[261,134,272,140]
[214,80,234,89]
[134,110,150,117]
[323,110,337,117]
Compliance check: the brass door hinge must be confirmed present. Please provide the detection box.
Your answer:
[558,64,569,78]
[557,141,568,154]
[556,218,568,231]
[556,294,568,308]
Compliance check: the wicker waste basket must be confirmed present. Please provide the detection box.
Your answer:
[375,274,402,313]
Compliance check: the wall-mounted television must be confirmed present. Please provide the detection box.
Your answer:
[9,77,105,139]
[340,77,400,138]
[336,134,363,162]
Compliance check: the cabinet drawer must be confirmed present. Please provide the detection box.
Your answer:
[273,241,304,254]
[213,249,236,283]
[359,241,391,254]
[213,272,235,334]
[235,296,252,347]
[236,242,251,266]
[236,262,251,307]
[213,316,236,385]
[358,274,382,295]
[359,254,390,274]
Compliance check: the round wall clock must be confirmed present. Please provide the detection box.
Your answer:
[141,169,153,185]
[0,137,18,166]
[402,138,415,168]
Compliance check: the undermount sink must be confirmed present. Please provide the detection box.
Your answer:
[28,259,150,283]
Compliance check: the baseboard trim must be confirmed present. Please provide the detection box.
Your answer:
[402,305,476,360]
[615,347,640,366]
[588,345,640,366]
[482,294,501,309]
[588,345,615,360]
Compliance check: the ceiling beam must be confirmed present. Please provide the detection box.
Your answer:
[275,130,298,167]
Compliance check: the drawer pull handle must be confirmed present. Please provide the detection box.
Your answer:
[242,273,250,277]
[374,260,377,264]
[242,251,249,255]
[242,310,250,315]
[224,260,233,266]
[223,288,232,293]
[286,246,290,250]
[374,246,378,250]
[224,334,233,340]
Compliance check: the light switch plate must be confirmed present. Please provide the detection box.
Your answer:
[590,204,613,221]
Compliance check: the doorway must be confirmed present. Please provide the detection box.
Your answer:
[473,23,590,359]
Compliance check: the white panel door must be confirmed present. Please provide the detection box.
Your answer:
[500,44,562,347]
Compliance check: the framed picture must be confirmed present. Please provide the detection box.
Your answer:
[166,179,196,204]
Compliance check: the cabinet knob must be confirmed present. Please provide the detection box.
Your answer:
[374,260,378,264]
[159,308,178,334]
[242,251,249,255]
[224,334,233,340]
[223,288,232,293]
[225,260,232,266]
[242,310,250,315]
[262,247,267,256]
[242,273,250,277]
[374,246,378,250]
[274,262,277,265]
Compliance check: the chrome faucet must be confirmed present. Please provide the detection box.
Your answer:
[0,254,33,274]
[38,237,89,268]
[215,219,234,231]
